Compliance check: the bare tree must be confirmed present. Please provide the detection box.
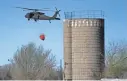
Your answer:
[105,41,127,78]
[56,59,63,80]
[0,64,12,80]
[9,42,59,80]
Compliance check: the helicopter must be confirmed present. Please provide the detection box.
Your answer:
[15,7,61,23]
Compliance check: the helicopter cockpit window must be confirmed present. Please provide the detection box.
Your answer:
[29,13,34,18]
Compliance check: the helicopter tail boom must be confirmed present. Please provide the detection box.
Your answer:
[55,18,60,20]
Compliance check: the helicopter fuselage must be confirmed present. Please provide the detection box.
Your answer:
[25,11,60,21]
[15,7,61,22]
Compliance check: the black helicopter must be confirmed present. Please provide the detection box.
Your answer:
[15,7,61,23]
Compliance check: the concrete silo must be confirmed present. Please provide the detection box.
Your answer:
[63,11,105,80]
[63,17,72,80]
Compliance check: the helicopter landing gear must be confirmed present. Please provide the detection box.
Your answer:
[34,19,37,22]
[28,18,30,21]
[49,20,51,23]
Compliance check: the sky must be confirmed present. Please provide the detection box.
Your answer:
[0,0,126,66]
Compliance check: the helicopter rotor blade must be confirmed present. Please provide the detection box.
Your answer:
[55,7,58,11]
[15,7,32,10]
[15,7,51,11]
[59,12,60,17]
[58,10,61,17]
[42,8,50,9]
[55,7,61,17]
[37,9,54,12]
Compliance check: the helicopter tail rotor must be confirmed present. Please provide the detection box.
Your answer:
[55,7,61,17]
